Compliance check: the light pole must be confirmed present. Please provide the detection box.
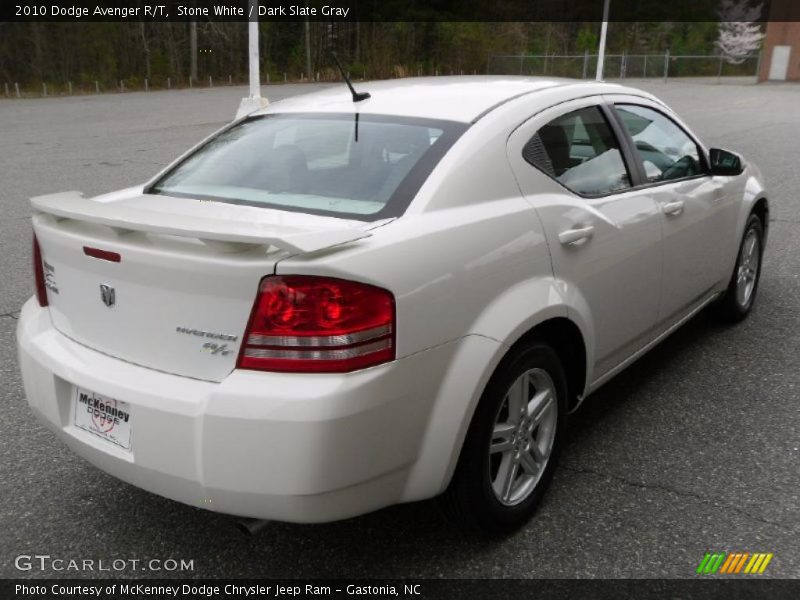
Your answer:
[596,0,611,81]
[236,0,269,119]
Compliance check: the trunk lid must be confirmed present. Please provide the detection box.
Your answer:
[32,189,376,382]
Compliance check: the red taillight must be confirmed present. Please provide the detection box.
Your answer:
[33,234,48,307]
[238,275,395,373]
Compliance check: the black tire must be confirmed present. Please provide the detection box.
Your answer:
[443,340,568,535]
[714,214,764,323]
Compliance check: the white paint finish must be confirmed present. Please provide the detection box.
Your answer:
[17,299,497,520]
[16,78,767,522]
[768,45,791,81]
[507,96,663,378]
[34,215,273,382]
[257,76,607,123]
[644,177,736,328]
[32,190,370,254]
[604,94,741,332]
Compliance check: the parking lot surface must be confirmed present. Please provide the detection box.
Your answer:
[1,79,798,578]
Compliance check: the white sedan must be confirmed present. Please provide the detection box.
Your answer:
[17,77,768,533]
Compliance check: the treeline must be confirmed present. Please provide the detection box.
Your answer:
[0,21,722,90]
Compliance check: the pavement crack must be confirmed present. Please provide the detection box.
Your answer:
[560,463,798,535]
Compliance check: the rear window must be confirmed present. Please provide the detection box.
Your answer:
[148,113,467,220]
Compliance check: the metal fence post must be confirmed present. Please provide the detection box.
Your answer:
[519,55,524,75]
[144,78,148,92]
[189,76,193,88]
[167,77,171,89]
[643,54,648,77]
[663,49,670,82]
[717,55,724,83]
[209,75,213,87]
[4,82,8,97]
[95,80,99,93]
[620,51,626,78]
[68,81,72,95]
[42,82,47,97]
[582,51,589,79]
[755,51,763,79]
[15,82,20,98]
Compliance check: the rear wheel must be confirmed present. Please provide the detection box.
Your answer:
[715,214,764,322]
[444,341,567,534]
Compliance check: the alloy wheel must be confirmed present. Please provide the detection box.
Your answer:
[736,228,760,308]
[489,368,558,506]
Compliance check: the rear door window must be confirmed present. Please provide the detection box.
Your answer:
[522,105,632,196]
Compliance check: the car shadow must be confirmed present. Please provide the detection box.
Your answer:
[565,307,726,441]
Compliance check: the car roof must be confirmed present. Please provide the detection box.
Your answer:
[256,76,643,123]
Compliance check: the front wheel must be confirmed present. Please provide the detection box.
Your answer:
[715,214,764,322]
[444,341,567,534]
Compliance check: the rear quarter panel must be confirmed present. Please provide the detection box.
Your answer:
[274,112,583,498]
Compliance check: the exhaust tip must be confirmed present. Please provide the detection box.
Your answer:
[235,517,271,536]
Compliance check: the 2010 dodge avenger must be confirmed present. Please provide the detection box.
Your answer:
[17,77,767,532]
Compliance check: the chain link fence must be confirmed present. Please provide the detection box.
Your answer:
[488,53,762,81]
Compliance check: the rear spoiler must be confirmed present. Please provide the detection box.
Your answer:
[30,191,372,254]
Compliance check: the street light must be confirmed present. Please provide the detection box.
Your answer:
[596,0,611,81]
[236,0,269,119]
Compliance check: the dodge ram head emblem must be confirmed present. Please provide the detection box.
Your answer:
[99,284,116,308]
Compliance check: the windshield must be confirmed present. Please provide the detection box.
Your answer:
[149,113,467,220]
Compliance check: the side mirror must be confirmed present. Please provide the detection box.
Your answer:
[709,148,744,176]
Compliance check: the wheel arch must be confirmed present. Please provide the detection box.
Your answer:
[401,312,589,502]
[751,195,769,244]
[512,317,588,413]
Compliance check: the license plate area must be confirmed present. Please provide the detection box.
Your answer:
[74,387,132,450]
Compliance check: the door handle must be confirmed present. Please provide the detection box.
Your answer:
[558,225,594,246]
[662,200,685,216]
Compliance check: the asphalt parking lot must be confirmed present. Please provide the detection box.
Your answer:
[1,79,798,579]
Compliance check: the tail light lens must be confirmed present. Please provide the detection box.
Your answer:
[33,234,48,307]
[238,275,395,373]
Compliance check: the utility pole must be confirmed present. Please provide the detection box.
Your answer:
[236,0,269,119]
[596,0,610,81]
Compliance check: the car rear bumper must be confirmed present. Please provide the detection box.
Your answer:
[16,298,475,523]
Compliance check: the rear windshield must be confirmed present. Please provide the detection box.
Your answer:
[148,113,467,221]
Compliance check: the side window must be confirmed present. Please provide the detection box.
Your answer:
[615,104,704,183]
[523,105,632,196]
